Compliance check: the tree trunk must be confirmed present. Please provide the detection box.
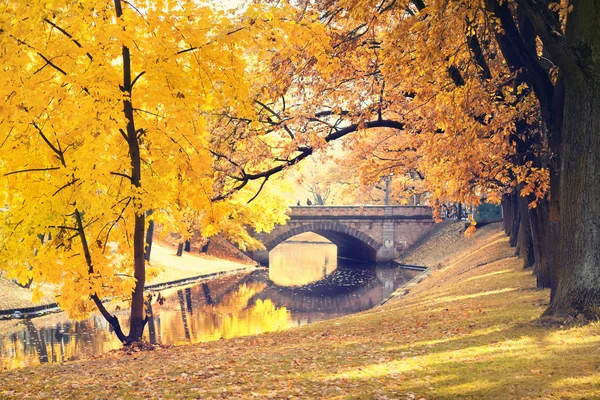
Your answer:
[547,90,600,317]
[515,191,534,268]
[200,238,210,253]
[176,243,184,257]
[115,0,146,344]
[546,2,600,318]
[502,194,512,235]
[509,191,520,247]
[184,240,191,252]
[144,210,154,262]
[128,212,147,342]
[528,199,553,289]
[145,296,157,345]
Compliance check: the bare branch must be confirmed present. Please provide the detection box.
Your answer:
[36,52,67,75]
[47,225,79,231]
[52,178,81,196]
[31,122,64,161]
[131,71,146,88]
[110,171,133,181]
[44,18,93,61]
[247,177,269,204]
[4,167,60,176]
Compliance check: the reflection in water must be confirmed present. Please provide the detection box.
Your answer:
[0,235,419,370]
[269,233,338,286]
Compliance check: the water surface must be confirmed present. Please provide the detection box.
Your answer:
[0,235,419,370]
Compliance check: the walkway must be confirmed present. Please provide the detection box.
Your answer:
[0,244,255,315]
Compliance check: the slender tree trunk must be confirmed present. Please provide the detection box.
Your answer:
[509,191,520,247]
[529,199,553,288]
[502,194,512,235]
[176,243,184,257]
[515,190,534,268]
[125,74,146,344]
[114,0,146,343]
[144,210,154,262]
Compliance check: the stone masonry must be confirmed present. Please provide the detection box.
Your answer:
[249,205,434,265]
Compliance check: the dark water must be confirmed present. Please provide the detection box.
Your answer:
[0,237,419,370]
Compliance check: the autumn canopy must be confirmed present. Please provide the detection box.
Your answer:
[1,0,599,342]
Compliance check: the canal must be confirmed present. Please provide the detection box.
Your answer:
[0,233,420,370]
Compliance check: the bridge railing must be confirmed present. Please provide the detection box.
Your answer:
[289,205,432,218]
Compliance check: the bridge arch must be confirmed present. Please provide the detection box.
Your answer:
[266,222,382,263]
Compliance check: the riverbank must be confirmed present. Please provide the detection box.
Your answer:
[0,244,255,317]
[1,222,599,399]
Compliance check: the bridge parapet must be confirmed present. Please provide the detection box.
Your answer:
[289,205,433,218]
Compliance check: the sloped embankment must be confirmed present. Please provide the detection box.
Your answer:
[1,223,599,399]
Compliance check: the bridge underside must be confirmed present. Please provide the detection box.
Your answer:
[311,230,376,263]
[251,229,379,266]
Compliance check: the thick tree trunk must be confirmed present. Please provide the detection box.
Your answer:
[546,2,600,318]
[176,243,184,257]
[547,83,600,317]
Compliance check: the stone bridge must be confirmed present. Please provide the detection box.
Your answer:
[249,206,434,265]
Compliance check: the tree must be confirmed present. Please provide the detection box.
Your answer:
[0,0,325,343]
[512,0,600,317]
[246,0,597,318]
[343,0,598,317]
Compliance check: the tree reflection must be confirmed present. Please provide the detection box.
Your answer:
[145,296,157,345]
[177,290,191,341]
[23,319,48,364]
[0,264,417,370]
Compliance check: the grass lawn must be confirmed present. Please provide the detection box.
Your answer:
[1,223,598,399]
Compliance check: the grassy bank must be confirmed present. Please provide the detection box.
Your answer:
[1,223,599,399]
[0,242,253,315]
